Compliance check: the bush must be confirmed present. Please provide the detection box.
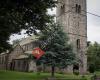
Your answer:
[91,74,96,80]
[58,71,64,74]
[73,70,79,75]
[81,75,85,78]
[89,64,95,73]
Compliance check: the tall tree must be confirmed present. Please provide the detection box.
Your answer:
[38,23,75,77]
[87,42,100,71]
[0,0,56,53]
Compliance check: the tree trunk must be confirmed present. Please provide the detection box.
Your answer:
[51,65,55,77]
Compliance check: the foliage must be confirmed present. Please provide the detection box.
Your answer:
[73,70,79,76]
[38,23,75,76]
[0,0,56,53]
[87,42,100,72]
[88,64,95,73]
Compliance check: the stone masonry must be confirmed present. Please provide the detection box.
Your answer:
[56,0,87,74]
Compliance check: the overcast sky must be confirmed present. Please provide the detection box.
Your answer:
[87,0,100,43]
[10,0,100,43]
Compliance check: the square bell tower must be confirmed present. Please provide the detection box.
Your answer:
[56,0,87,74]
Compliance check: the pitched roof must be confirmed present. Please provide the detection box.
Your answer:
[15,54,29,59]
[19,35,39,46]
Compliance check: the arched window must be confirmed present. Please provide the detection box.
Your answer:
[75,4,78,13]
[78,5,81,13]
[76,39,80,49]
[75,4,81,13]
[60,4,65,15]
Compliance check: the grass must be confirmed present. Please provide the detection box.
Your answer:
[0,70,92,80]
[95,71,100,76]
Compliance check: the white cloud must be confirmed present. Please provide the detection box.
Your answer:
[9,30,27,44]
[87,0,100,43]
[87,25,100,43]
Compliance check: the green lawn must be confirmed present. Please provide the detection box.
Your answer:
[0,70,92,80]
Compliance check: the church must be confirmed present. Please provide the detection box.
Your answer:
[56,0,87,73]
[0,0,87,74]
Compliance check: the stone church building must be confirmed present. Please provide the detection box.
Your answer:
[56,0,87,74]
[0,0,87,73]
[0,35,39,72]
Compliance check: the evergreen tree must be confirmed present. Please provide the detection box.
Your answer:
[39,23,75,77]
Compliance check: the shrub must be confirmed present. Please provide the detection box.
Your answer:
[88,64,95,73]
[73,70,79,75]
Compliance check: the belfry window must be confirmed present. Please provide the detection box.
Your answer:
[60,4,65,15]
[78,5,81,13]
[76,39,80,49]
[75,4,81,13]
[75,4,78,13]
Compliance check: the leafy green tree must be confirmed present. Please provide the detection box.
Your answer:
[0,0,56,53]
[87,42,100,72]
[39,23,75,77]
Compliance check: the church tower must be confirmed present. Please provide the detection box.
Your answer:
[56,0,87,73]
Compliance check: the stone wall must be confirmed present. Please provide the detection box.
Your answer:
[7,44,24,70]
[0,53,8,70]
[56,0,87,74]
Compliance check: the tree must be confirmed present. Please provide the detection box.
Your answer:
[0,0,56,53]
[87,42,100,72]
[38,23,75,77]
